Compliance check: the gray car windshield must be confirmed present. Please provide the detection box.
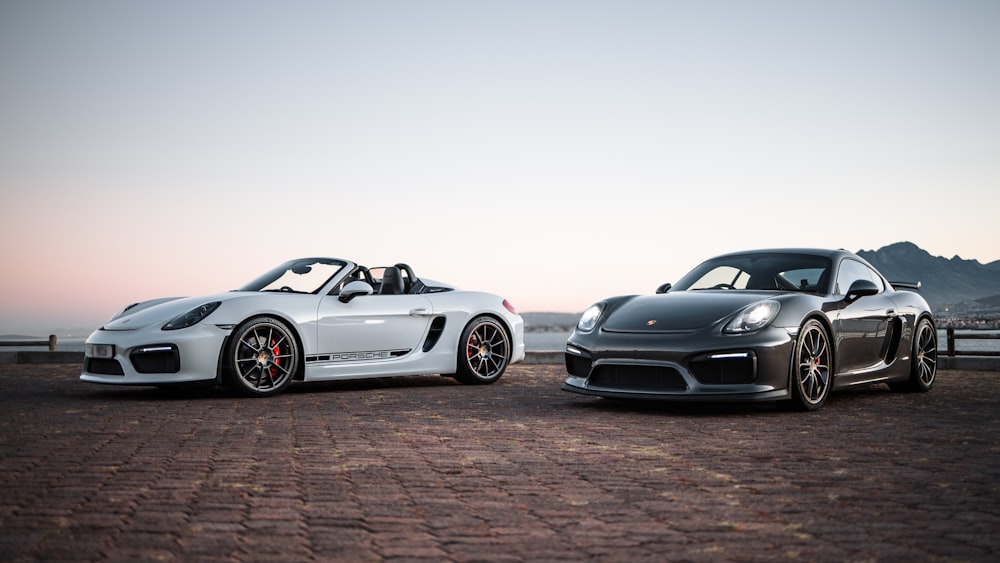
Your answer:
[238,259,346,294]
[674,254,831,293]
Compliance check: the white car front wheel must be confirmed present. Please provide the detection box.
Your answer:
[225,317,299,397]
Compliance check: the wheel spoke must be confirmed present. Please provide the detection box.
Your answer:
[484,327,501,346]
[814,339,827,360]
[484,355,500,375]
[919,362,933,384]
[817,365,829,388]
[799,372,814,400]
[250,366,265,388]
[240,335,261,353]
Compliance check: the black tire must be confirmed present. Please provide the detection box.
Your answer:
[224,317,299,397]
[453,316,511,385]
[889,317,937,393]
[786,319,832,412]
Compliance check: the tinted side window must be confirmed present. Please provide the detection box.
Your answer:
[835,259,884,295]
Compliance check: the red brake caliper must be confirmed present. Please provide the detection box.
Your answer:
[271,340,281,377]
[468,335,478,358]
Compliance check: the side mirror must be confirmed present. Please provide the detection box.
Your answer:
[845,279,878,302]
[339,280,374,303]
[655,283,672,294]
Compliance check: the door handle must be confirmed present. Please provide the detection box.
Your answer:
[409,308,429,317]
[886,309,896,317]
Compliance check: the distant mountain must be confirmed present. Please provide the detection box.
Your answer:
[857,242,1000,315]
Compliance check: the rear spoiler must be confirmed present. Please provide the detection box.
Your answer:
[890,280,921,292]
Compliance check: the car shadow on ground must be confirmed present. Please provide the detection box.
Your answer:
[81,373,465,401]
[561,383,904,417]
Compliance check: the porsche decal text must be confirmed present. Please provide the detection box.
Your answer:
[306,349,409,364]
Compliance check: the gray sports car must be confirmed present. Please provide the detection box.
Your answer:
[562,248,937,411]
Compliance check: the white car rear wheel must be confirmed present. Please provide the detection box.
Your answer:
[454,316,510,385]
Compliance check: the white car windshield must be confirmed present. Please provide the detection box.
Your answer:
[238,258,347,294]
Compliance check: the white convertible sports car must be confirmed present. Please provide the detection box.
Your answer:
[81,258,525,397]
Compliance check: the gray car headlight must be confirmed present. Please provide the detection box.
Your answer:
[577,303,605,332]
[162,302,221,330]
[723,300,780,334]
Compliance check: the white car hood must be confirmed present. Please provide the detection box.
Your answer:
[103,293,232,330]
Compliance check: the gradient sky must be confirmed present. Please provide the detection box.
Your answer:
[2,0,998,333]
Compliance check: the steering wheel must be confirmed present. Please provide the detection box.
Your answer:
[709,283,735,290]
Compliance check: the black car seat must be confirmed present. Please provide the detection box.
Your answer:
[379,266,405,295]
[746,274,776,290]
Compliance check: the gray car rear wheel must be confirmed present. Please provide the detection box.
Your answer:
[889,317,937,392]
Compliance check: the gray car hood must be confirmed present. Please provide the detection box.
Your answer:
[602,291,771,332]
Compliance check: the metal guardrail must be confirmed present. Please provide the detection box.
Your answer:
[944,327,1000,357]
[0,331,996,361]
[0,335,57,351]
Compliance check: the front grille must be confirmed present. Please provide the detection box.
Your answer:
[130,345,180,374]
[588,364,687,391]
[690,352,757,385]
[86,358,124,376]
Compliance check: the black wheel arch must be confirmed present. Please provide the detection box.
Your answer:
[465,312,515,345]
[916,312,936,332]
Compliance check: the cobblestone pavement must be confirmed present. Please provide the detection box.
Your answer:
[1,364,998,562]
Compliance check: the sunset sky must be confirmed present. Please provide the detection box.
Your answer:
[2,0,998,333]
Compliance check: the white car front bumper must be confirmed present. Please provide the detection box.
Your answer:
[80,323,233,386]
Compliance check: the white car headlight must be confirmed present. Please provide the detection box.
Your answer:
[162,302,221,330]
[577,303,605,332]
[723,300,780,334]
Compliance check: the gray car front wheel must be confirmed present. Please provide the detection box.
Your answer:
[786,319,832,411]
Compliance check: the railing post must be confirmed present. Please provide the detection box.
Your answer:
[48,335,57,352]
[946,327,955,357]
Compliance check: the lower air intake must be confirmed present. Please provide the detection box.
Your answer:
[86,358,124,376]
[690,352,757,385]
[589,364,687,391]
[130,346,180,374]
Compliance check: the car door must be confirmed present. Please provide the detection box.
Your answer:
[316,292,434,360]
[832,259,895,375]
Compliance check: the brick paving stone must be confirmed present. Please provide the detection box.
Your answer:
[1,363,998,561]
